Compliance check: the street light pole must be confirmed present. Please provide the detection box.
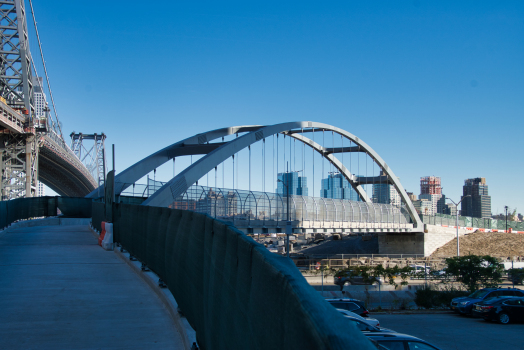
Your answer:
[505,206,508,233]
[447,195,470,257]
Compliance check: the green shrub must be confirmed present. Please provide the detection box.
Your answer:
[414,285,469,309]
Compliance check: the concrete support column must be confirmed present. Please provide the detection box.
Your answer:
[25,136,33,197]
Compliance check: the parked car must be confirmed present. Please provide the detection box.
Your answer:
[450,288,524,315]
[343,315,394,333]
[507,268,524,285]
[327,298,370,317]
[334,270,381,287]
[365,332,442,350]
[471,296,517,320]
[409,264,431,274]
[337,309,380,328]
[473,296,524,324]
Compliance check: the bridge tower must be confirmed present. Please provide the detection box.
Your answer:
[0,0,39,200]
[70,133,107,190]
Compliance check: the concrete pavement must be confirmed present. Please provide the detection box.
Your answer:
[0,222,186,350]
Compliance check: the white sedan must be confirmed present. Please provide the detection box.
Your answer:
[336,309,380,327]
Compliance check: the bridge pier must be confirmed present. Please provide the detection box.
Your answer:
[377,225,470,256]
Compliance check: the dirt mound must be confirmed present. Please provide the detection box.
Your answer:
[431,231,524,258]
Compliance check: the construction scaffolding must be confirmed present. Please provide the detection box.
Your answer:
[420,176,441,195]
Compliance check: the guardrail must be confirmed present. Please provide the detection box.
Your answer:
[110,203,373,350]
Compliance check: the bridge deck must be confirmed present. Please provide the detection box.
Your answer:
[0,223,185,349]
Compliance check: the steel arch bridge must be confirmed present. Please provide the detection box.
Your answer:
[88,122,423,230]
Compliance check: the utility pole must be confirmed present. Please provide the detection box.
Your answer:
[505,206,508,232]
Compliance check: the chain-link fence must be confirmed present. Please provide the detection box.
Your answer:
[421,213,524,231]
[172,185,411,226]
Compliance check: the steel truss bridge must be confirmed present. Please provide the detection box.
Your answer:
[89,122,423,233]
[0,0,101,199]
[0,100,97,197]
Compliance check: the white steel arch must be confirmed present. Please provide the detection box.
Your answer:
[94,121,421,229]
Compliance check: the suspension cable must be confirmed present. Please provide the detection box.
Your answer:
[263,139,265,193]
[222,137,225,189]
[28,0,63,139]
[322,129,324,185]
[248,145,251,191]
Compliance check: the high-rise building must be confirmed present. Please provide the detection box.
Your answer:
[420,176,442,195]
[33,76,47,118]
[419,176,442,215]
[277,172,308,196]
[461,177,491,218]
[406,192,418,202]
[320,172,359,201]
[437,195,446,214]
[37,182,45,197]
[372,183,400,206]
[413,199,432,215]
[442,203,457,216]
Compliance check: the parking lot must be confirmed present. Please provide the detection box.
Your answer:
[375,312,523,350]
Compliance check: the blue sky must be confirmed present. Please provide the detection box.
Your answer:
[29,1,523,215]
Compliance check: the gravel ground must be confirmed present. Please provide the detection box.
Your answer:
[431,230,524,258]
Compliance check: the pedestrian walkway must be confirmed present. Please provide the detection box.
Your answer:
[0,223,186,350]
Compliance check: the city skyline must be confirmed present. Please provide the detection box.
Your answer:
[31,1,523,214]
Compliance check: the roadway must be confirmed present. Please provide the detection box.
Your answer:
[0,223,185,349]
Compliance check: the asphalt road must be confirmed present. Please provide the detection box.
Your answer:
[375,313,523,350]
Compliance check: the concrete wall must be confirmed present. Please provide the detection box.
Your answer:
[377,225,469,256]
[377,232,425,255]
[423,225,469,256]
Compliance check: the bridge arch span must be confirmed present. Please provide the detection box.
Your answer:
[91,122,421,229]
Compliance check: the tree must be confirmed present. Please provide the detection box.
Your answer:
[373,264,412,288]
[336,264,413,289]
[444,255,504,292]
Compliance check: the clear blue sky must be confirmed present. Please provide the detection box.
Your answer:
[30,1,523,215]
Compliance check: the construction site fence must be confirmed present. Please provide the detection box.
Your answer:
[0,196,92,229]
[111,203,373,350]
[294,257,448,272]
[421,213,524,231]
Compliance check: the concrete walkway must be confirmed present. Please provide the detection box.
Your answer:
[0,223,186,350]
